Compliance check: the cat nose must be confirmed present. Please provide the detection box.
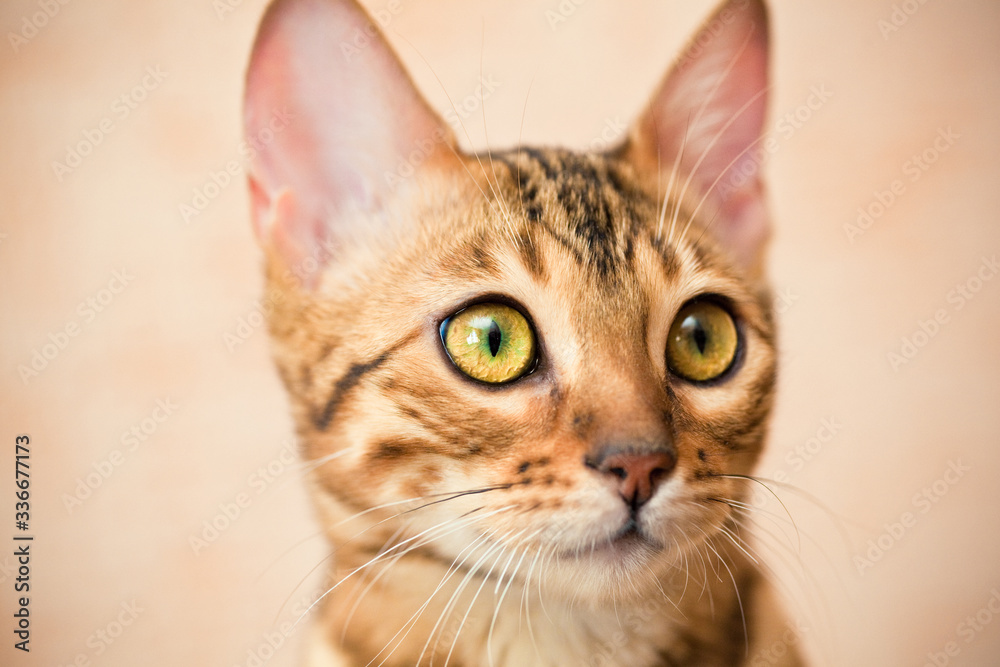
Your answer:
[586,447,677,508]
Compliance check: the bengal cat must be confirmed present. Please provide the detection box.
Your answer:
[243,0,803,664]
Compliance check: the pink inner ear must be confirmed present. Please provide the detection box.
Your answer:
[635,0,770,269]
[243,0,455,283]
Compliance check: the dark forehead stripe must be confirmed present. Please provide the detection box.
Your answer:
[515,227,545,280]
[498,151,586,268]
[495,147,648,279]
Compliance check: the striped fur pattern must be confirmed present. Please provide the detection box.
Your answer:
[245,0,803,664]
[263,147,789,665]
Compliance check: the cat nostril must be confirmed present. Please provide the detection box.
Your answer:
[591,449,676,508]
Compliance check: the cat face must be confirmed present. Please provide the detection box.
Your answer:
[246,0,772,606]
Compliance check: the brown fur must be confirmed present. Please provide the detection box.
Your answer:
[245,0,803,664]
[261,148,795,665]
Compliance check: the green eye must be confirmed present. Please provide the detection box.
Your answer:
[666,301,739,382]
[442,303,536,384]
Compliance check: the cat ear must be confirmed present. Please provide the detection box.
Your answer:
[626,0,770,270]
[244,0,457,285]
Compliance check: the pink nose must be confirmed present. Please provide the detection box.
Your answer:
[590,449,676,508]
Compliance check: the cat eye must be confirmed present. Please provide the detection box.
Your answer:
[441,303,537,384]
[666,300,739,383]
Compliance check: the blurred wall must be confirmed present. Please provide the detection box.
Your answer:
[1,1,998,665]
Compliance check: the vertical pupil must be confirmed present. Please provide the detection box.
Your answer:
[689,317,708,355]
[487,320,502,357]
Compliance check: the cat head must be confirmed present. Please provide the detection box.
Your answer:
[245,0,773,603]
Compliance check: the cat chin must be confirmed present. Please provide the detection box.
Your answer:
[517,532,677,601]
[538,549,677,607]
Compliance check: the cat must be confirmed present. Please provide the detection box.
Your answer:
[243,0,803,664]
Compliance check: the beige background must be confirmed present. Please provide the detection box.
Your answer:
[2,0,999,665]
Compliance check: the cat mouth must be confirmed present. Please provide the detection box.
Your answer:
[561,518,663,562]
[609,519,661,550]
